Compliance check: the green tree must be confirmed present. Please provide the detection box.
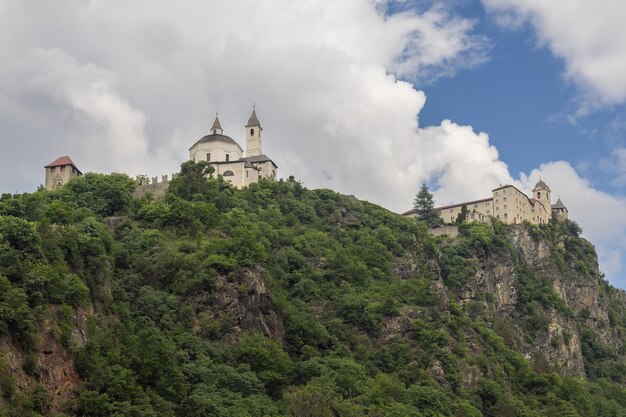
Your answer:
[413,184,441,227]
[456,204,468,224]
[168,160,215,201]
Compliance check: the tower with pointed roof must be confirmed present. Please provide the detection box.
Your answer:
[532,179,551,208]
[245,106,263,157]
[44,156,82,190]
[188,108,278,188]
[552,198,569,222]
[211,113,223,135]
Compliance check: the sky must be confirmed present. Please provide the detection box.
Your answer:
[0,0,625,285]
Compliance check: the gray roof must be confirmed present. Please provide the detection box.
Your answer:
[552,198,567,210]
[245,108,262,128]
[211,115,222,131]
[533,180,551,192]
[241,154,277,166]
[190,133,242,150]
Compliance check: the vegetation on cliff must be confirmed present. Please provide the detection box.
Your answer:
[1,162,626,416]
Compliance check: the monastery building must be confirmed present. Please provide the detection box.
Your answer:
[403,180,569,225]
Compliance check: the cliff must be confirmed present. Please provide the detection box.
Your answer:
[1,169,626,416]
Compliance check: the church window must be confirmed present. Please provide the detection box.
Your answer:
[537,192,541,199]
[246,171,249,178]
[206,153,211,161]
[213,129,217,134]
[250,128,254,136]
[223,170,234,177]
[225,154,230,162]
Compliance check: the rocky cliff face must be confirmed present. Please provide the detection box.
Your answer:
[457,225,624,377]
[0,306,90,413]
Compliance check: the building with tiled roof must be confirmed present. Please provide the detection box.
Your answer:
[188,107,278,188]
[44,155,82,190]
[403,180,567,225]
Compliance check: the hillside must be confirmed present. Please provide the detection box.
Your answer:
[2,161,626,416]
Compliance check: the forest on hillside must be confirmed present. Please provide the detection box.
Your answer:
[2,161,626,416]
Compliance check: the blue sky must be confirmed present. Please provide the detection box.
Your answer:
[410,0,625,199]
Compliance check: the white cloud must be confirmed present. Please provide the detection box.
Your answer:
[0,0,625,285]
[482,0,626,109]
[0,0,494,202]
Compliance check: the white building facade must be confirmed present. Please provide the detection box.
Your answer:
[188,108,278,188]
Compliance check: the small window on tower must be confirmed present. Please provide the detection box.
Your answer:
[250,128,254,136]
[537,192,541,199]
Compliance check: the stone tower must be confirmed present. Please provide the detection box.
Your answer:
[44,156,82,190]
[552,198,569,222]
[533,180,551,206]
[245,106,263,157]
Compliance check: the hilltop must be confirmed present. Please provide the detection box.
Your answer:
[1,161,626,416]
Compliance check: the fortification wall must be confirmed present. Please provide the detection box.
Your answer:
[134,174,176,198]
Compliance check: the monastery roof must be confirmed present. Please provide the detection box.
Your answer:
[552,198,567,210]
[45,156,82,173]
[189,133,243,150]
[533,180,551,192]
[402,197,493,216]
[241,154,277,166]
[245,108,262,128]
[492,184,517,192]
[211,160,260,170]
[211,115,223,131]
[435,197,493,212]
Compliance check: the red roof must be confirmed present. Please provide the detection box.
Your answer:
[45,156,81,173]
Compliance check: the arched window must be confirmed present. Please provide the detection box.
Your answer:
[223,170,234,177]
[250,128,254,136]
[537,192,541,199]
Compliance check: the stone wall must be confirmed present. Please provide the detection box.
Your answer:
[429,225,460,238]
[133,174,176,198]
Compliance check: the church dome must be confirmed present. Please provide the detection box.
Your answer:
[190,133,241,149]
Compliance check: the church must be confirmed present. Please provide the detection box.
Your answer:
[44,107,278,192]
[189,107,278,188]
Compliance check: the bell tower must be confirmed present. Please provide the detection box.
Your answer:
[245,105,263,157]
[533,180,551,204]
